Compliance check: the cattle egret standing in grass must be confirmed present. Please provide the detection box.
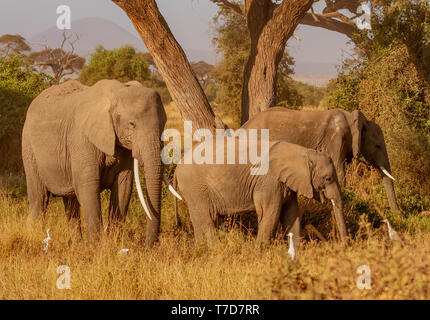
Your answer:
[42,229,51,253]
[288,232,295,261]
[383,219,400,241]
[118,248,130,255]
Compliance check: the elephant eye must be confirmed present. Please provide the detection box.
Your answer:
[129,121,136,128]
[325,176,333,183]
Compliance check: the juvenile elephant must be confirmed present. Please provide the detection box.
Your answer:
[242,107,400,212]
[175,139,348,246]
[22,79,172,245]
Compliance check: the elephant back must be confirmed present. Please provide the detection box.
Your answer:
[26,80,88,121]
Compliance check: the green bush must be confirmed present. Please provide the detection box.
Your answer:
[79,45,150,86]
[79,45,172,105]
[0,56,52,174]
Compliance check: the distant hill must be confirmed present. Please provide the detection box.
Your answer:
[27,17,336,87]
[28,17,145,57]
[27,17,215,62]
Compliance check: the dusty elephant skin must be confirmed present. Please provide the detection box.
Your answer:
[242,107,400,213]
[22,79,166,246]
[175,140,347,248]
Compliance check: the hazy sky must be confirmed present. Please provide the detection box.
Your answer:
[0,0,354,70]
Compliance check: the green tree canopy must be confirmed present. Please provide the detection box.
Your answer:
[0,34,31,58]
[79,45,151,86]
[0,55,52,173]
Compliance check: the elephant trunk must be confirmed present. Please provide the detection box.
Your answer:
[136,135,163,248]
[327,184,348,241]
[382,175,401,213]
[332,199,348,241]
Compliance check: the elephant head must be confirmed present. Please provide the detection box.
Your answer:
[270,142,348,240]
[80,80,167,246]
[348,110,400,212]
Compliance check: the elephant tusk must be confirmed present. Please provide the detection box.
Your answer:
[163,174,183,201]
[331,199,336,207]
[380,167,395,181]
[133,158,152,221]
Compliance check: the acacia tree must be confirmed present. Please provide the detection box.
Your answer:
[29,32,85,83]
[113,0,380,126]
[0,34,31,58]
[113,0,222,130]
[113,0,314,127]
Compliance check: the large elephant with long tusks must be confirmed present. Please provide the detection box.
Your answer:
[22,79,180,246]
[242,107,400,213]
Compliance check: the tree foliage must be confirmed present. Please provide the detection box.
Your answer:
[0,56,52,173]
[322,0,430,214]
[79,45,172,104]
[211,7,302,125]
[79,45,150,86]
[0,34,31,58]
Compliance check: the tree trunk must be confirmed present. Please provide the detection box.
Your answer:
[112,0,222,130]
[241,0,314,125]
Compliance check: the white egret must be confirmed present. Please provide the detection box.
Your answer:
[42,229,51,253]
[383,219,400,241]
[288,232,295,261]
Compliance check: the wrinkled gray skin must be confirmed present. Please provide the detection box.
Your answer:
[22,79,166,246]
[242,107,400,212]
[175,140,347,247]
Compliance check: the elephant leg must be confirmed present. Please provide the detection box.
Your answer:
[63,196,81,238]
[255,193,282,242]
[108,169,133,230]
[25,162,50,222]
[75,181,102,241]
[279,193,302,250]
[189,206,216,246]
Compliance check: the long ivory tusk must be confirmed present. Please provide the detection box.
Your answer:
[331,199,336,207]
[163,174,183,200]
[380,167,395,181]
[133,158,152,220]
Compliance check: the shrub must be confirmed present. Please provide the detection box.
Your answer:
[0,56,52,174]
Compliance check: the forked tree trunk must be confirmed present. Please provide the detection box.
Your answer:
[112,0,222,130]
[241,0,314,125]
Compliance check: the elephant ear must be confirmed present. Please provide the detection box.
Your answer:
[350,110,366,158]
[81,96,116,156]
[270,142,314,199]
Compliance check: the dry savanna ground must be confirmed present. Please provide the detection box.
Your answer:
[0,102,430,300]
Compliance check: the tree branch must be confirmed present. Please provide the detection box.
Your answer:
[300,12,358,38]
[210,0,244,15]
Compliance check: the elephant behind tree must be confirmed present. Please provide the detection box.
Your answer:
[242,107,400,213]
[175,138,348,248]
[22,79,170,246]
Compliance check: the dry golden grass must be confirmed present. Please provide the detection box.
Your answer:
[1,189,430,300]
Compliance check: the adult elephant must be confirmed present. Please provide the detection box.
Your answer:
[175,139,347,247]
[22,79,178,246]
[242,107,400,212]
